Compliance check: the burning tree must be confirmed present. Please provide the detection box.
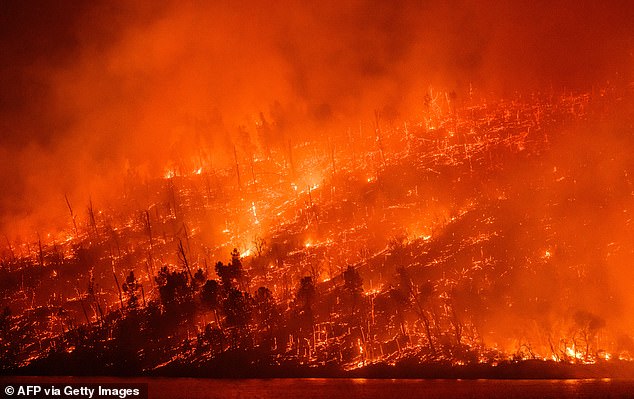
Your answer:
[2,85,634,376]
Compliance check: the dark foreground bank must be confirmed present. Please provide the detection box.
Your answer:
[10,349,634,379]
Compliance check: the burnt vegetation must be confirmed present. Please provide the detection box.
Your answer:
[2,85,634,377]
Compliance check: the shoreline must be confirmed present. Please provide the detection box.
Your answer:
[6,359,634,380]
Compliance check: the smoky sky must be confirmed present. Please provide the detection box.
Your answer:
[0,0,633,236]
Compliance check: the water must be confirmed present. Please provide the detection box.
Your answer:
[3,377,634,398]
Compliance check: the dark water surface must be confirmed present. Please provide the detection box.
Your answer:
[3,377,634,398]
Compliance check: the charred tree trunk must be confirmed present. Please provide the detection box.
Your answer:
[65,194,79,238]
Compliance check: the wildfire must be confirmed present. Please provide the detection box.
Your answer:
[3,85,634,375]
[240,248,251,258]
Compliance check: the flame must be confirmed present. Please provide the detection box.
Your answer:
[5,84,634,372]
[251,202,260,225]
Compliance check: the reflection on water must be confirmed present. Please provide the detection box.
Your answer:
[3,377,634,399]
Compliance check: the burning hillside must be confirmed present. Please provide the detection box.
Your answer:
[1,0,634,378]
[2,84,634,376]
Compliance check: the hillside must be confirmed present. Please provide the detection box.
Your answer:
[2,85,634,376]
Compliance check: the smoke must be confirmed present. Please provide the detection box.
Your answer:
[0,0,632,237]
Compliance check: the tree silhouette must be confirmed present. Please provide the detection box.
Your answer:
[223,288,251,329]
[155,266,191,309]
[201,279,222,326]
[296,276,316,313]
[192,268,207,290]
[343,266,364,315]
[395,266,436,356]
[111,311,142,373]
[253,286,279,347]
[294,276,317,336]
[0,306,10,335]
[574,310,606,362]
[215,249,244,290]
[0,306,16,370]
[122,271,140,309]
[201,323,225,354]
